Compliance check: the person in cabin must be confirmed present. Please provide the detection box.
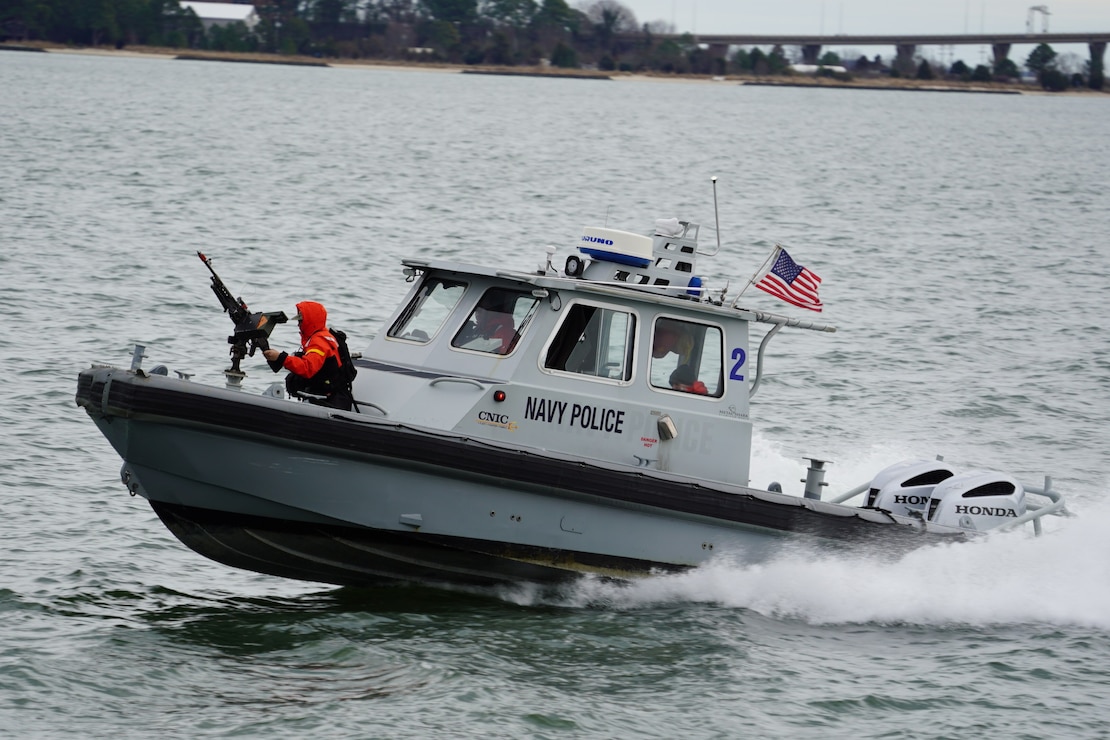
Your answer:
[652,319,694,362]
[669,364,708,395]
[263,300,353,410]
[456,294,517,354]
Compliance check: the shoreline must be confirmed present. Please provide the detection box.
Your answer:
[5,42,1106,95]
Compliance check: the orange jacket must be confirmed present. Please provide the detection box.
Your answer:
[283,300,341,379]
[480,312,516,354]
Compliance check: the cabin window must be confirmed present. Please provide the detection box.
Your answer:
[388,278,466,343]
[544,303,635,381]
[451,288,540,356]
[649,317,723,397]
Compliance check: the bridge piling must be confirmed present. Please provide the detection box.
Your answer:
[707,42,730,62]
[894,44,917,76]
[1090,41,1106,88]
[991,42,1012,67]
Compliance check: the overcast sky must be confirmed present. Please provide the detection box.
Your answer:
[619,1,1110,36]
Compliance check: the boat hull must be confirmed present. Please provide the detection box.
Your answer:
[77,367,939,588]
[149,501,675,587]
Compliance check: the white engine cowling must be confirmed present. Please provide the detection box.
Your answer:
[866,459,957,517]
[927,471,1026,531]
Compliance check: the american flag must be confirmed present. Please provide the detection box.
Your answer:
[754,246,823,312]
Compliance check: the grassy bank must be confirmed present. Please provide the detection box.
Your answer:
[9,41,1106,95]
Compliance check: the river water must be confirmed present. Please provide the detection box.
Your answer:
[2,50,1109,738]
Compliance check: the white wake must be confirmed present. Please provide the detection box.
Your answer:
[506,437,1110,629]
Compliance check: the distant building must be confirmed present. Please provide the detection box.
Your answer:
[789,63,847,75]
[179,2,260,33]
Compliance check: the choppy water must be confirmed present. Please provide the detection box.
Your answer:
[2,50,1109,738]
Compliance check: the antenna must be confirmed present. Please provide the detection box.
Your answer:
[704,176,722,256]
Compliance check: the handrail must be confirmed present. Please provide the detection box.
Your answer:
[828,481,870,504]
[997,476,1068,535]
[354,400,388,416]
[748,323,783,399]
[429,376,486,390]
[746,309,837,333]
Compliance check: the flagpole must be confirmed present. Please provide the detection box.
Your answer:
[732,244,781,308]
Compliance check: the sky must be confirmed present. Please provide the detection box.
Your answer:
[619,1,1110,36]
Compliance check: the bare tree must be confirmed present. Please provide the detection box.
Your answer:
[483,0,538,27]
[578,0,637,33]
[1055,52,1084,76]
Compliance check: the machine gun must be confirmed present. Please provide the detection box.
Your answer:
[197,251,288,378]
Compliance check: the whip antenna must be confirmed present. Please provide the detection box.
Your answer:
[713,176,721,252]
[703,176,722,256]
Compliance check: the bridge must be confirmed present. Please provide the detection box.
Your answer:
[634,31,1109,77]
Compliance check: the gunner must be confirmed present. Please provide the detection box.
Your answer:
[263,300,353,410]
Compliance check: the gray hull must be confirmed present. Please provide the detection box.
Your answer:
[149,502,668,587]
[77,366,934,588]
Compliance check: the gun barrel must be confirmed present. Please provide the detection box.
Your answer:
[198,252,287,362]
[198,251,251,319]
[197,251,218,278]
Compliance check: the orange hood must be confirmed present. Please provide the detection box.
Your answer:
[296,300,328,345]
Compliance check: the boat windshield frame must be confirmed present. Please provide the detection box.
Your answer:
[538,297,640,386]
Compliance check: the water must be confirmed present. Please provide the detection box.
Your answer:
[2,51,1110,737]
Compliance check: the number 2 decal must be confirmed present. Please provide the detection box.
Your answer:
[730,348,746,381]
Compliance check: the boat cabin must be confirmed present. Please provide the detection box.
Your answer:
[354,221,760,487]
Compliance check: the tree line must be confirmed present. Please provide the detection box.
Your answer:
[1,0,1103,90]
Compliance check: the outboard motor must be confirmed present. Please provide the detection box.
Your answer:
[866,459,957,517]
[927,471,1026,531]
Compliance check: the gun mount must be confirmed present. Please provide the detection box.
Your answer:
[197,252,287,381]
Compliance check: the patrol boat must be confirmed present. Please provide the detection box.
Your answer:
[75,218,1067,588]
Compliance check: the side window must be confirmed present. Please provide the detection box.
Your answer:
[544,303,635,381]
[650,318,723,397]
[389,278,466,343]
[451,288,540,356]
